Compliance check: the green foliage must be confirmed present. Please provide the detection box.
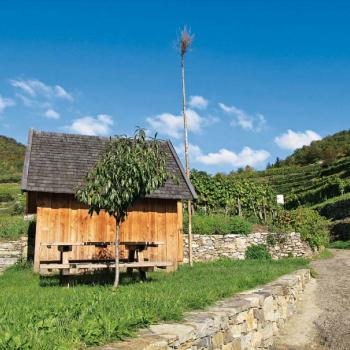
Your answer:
[190,170,277,222]
[184,214,252,235]
[0,258,307,349]
[245,244,272,260]
[0,136,25,183]
[76,129,170,222]
[269,208,330,249]
[8,194,26,216]
[296,209,330,248]
[283,130,350,166]
[0,216,32,241]
[328,240,350,249]
[313,193,350,220]
[0,183,21,203]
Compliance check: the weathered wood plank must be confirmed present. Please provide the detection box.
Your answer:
[177,200,184,263]
[35,195,182,272]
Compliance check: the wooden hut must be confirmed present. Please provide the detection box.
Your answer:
[21,130,196,273]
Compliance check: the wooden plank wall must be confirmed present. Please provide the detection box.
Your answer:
[33,192,183,272]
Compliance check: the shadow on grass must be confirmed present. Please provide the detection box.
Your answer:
[39,270,158,287]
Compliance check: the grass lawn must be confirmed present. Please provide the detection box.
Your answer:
[328,240,350,249]
[0,258,308,350]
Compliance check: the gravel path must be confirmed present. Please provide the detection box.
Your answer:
[273,249,350,350]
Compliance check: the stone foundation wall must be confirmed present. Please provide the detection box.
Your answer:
[97,269,311,350]
[183,232,314,262]
[0,236,28,273]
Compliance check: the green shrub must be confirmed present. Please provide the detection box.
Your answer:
[291,208,330,249]
[9,194,26,216]
[245,244,272,260]
[184,214,252,235]
[269,208,330,249]
[0,215,31,241]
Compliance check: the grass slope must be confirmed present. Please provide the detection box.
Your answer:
[0,259,307,350]
[0,136,25,183]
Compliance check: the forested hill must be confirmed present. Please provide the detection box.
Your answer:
[0,135,25,183]
[279,130,350,167]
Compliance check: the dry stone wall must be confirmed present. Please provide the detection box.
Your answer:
[183,232,314,262]
[0,236,28,273]
[96,269,311,350]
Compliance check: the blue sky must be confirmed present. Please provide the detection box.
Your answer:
[1,0,350,173]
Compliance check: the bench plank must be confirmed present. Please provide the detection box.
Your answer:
[40,261,172,270]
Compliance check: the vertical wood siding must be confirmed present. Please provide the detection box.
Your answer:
[34,193,183,272]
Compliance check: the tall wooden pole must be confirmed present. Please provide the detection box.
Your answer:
[181,52,193,266]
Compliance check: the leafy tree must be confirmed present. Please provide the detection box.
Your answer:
[76,129,170,287]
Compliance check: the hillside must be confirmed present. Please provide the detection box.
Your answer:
[233,130,350,240]
[279,129,350,166]
[0,135,25,183]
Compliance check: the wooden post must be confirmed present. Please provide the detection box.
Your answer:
[187,200,193,266]
[181,50,193,267]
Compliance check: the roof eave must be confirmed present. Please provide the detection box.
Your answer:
[166,140,198,200]
[21,128,34,192]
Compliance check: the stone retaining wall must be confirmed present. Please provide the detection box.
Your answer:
[0,237,28,273]
[97,269,311,350]
[183,232,314,262]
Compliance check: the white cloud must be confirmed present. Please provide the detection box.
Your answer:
[219,102,266,132]
[54,85,74,101]
[0,95,15,113]
[44,108,60,119]
[188,95,208,110]
[197,147,270,168]
[274,129,321,150]
[10,79,73,101]
[175,142,270,168]
[146,108,217,139]
[66,114,113,136]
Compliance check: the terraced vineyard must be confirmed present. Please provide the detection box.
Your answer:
[234,157,350,240]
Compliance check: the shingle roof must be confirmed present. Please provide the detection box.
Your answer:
[21,129,197,200]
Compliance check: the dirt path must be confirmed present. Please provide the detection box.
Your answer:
[273,249,350,350]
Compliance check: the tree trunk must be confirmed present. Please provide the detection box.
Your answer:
[181,53,193,266]
[114,220,120,288]
[237,197,242,217]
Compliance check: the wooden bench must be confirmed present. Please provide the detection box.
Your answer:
[39,241,171,284]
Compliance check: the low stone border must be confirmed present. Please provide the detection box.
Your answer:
[96,269,311,350]
[183,233,314,262]
[0,236,28,273]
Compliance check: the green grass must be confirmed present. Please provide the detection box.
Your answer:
[328,240,350,249]
[0,258,308,350]
[0,183,20,203]
[0,215,31,241]
[312,192,350,210]
[314,249,333,259]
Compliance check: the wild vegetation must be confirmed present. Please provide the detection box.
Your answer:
[183,213,252,235]
[0,258,307,350]
[328,240,350,249]
[0,136,25,183]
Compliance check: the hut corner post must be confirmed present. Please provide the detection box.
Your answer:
[187,200,193,265]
